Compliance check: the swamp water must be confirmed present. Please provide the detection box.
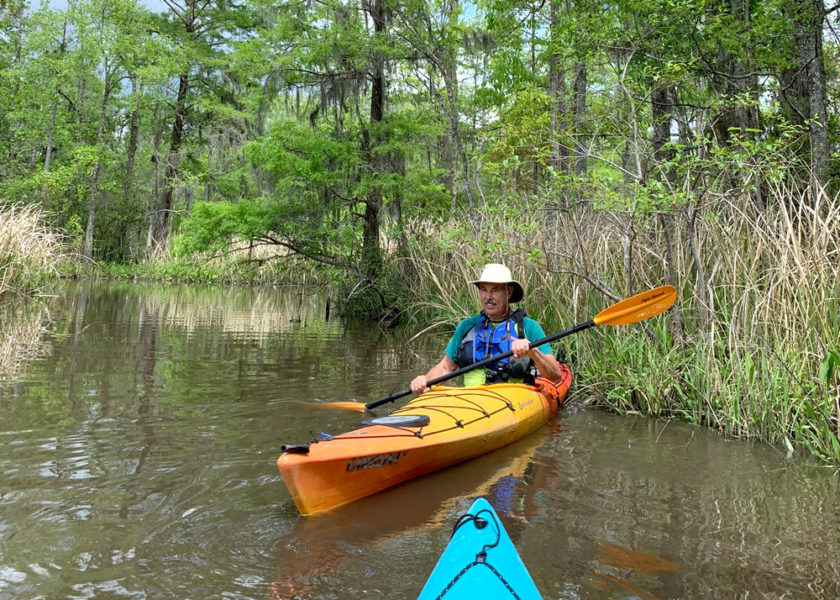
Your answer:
[1,282,838,599]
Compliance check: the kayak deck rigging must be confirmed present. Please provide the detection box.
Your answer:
[340,387,520,441]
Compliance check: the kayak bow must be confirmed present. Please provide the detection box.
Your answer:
[418,497,542,599]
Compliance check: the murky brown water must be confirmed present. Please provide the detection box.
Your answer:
[1,282,839,599]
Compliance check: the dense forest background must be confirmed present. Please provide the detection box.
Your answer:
[1,0,836,268]
[2,0,839,461]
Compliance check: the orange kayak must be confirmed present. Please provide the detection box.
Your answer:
[277,365,572,515]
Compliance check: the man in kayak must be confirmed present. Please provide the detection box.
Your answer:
[410,263,563,393]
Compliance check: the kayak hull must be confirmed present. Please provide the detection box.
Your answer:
[418,497,542,599]
[277,368,571,516]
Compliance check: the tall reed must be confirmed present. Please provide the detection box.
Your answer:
[399,173,840,463]
[0,205,62,298]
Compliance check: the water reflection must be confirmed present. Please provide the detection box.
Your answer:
[1,282,840,599]
[0,301,50,392]
[269,426,553,598]
[506,410,840,599]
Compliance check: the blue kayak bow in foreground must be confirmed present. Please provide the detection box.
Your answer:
[418,497,542,600]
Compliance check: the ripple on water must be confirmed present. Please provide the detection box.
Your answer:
[3,284,840,600]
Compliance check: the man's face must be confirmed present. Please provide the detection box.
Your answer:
[478,282,511,321]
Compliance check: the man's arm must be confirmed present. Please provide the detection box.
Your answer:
[511,339,563,382]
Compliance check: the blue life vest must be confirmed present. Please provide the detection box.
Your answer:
[454,308,534,383]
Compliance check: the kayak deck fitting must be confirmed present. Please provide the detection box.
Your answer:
[277,365,572,516]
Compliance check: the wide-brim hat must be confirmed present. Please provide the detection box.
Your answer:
[471,263,524,303]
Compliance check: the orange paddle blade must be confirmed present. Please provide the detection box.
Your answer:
[593,285,677,326]
[313,401,368,412]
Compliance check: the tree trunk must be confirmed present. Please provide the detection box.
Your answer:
[548,0,570,216]
[147,115,165,255]
[707,0,759,150]
[204,143,214,203]
[795,0,829,189]
[437,50,458,213]
[651,83,675,185]
[573,61,587,178]
[44,99,57,173]
[153,72,189,253]
[254,73,278,194]
[651,83,684,336]
[437,0,479,235]
[44,18,68,175]
[123,74,141,208]
[83,69,113,260]
[441,67,479,236]
[3,4,25,170]
[362,0,386,279]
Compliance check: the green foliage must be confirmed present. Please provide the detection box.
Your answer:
[484,85,554,193]
[820,351,840,386]
[173,200,271,256]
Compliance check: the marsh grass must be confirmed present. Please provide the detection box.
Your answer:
[0,205,62,298]
[400,175,840,463]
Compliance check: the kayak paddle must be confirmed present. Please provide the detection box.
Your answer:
[323,284,677,413]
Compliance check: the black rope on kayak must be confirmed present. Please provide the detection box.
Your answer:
[395,388,517,424]
[412,407,510,438]
[335,404,511,441]
[451,508,500,556]
[455,388,517,412]
[396,404,486,418]
[336,387,537,442]
[405,388,515,413]
[393,404,486,429]
[398,400,490,417]
[359,424,426,438]
[433,560,523,600]
[334,432,424,441]
[434,508,522,600]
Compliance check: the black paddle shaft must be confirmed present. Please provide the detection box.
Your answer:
[365,319,595,410]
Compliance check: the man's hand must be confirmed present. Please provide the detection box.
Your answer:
[511,338,533,359]
[410,375,429,394]
[411,355,458,394]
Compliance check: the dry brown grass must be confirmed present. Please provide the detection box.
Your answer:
[0,205,63,298]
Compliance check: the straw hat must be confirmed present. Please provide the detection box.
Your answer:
[471,263,524,303]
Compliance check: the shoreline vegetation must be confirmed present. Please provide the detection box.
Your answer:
[1,0,838,466]
[0,205,62,298]
[3,168,839,466]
